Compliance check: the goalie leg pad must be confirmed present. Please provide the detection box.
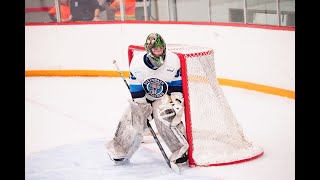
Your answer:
[169,125,189,162]
[105,120,144,162]
[152,98,189,159]
[106,100,152,163]
[128,100,153,131]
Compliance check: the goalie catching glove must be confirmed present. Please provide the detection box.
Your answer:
[158,92,184,127]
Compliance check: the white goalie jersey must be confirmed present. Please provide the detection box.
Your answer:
[129,50,182,101]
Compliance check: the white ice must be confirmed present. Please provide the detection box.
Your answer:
[25,77,295,180]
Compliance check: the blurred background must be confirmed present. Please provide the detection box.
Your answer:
[25,0,295,27]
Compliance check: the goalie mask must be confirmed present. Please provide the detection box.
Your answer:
[144,33,166,67]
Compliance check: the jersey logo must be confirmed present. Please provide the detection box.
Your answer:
[143,78,168,98]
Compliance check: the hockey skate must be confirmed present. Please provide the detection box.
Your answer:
[107,153,130,166]
[112,158,130,166]
[174,153,188,166]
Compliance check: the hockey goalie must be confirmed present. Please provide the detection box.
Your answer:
[105,33,189,167]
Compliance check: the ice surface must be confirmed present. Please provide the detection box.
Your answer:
[25,77,295,180]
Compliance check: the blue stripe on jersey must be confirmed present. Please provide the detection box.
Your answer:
[167,80,182,86]
[131,91,146,99]
[167,80,182,94]
[168,86,182,94]
[130,84,144,92]
[130,84,145,98]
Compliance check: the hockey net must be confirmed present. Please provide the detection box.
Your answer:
[128,44,264,167]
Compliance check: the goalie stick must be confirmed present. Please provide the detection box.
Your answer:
[112,60,180,173]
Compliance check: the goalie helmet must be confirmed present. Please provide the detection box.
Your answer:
[144,33,166,67]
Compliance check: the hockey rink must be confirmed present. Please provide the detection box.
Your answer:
[25,77,295,180]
